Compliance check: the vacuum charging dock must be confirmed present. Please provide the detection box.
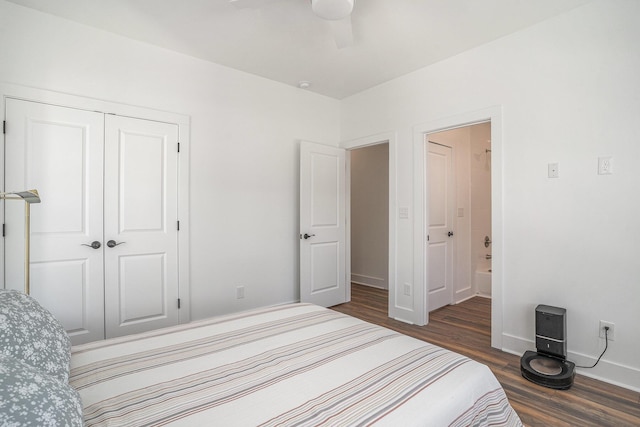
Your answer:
[520,305,575,390]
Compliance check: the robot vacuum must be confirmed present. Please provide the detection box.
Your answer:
[520,305,575,390]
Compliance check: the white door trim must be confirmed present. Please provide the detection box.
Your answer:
[413,106,504,348]
[0,83,191,324]
[341,131,398,319]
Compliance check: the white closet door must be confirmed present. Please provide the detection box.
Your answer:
[103,115,180,338]
[4,98,106,344]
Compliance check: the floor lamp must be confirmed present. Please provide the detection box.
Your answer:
[1,189,41,295]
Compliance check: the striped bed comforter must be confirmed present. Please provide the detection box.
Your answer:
[70,303,522,426]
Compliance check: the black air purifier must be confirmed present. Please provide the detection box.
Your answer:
[520,304,575,389]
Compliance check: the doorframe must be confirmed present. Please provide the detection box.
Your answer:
[413,106,504,349]
[342,131,397,318]
[0,83,192,323]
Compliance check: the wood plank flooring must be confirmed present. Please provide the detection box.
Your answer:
[331,284,640,427]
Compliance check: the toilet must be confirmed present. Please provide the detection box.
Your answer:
[520,305,575,390]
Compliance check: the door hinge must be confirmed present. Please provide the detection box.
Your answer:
[3,120,6,134]
[178,298,181,309]
[177,220,180,231]
[427,235,430,241]
[177,142,180,153]
[2,224,5,237]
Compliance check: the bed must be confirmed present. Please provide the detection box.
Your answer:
[1,290,522,426]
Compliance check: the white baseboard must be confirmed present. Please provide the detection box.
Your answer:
[455,293,490,304]
[351,274,387,289]
[501,333,640,393]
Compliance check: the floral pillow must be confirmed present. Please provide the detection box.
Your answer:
[0,353,83,427]
[0,290,71,383]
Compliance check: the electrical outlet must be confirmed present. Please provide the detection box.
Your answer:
[236,286,245,299]
[598,157,613,175]
[599,320,615,341]
[403,283,412,296]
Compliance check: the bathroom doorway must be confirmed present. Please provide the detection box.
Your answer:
[427,121,492,309]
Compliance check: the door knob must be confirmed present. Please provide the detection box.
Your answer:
[107,240,125,248]
[82,241,101,249]
[302,233,315,240]
[447,231,454,237]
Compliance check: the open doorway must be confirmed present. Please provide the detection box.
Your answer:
[342,130,399,320]
[412,105,503,348]
[426,122,492,311]
[349,143,390,298]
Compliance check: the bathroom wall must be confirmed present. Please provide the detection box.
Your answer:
[470,123,492,281]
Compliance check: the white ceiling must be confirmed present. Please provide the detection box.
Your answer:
[7,0,593,99]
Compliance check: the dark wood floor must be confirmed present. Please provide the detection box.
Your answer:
[331,284,640,427]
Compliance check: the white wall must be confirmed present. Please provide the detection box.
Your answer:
[350,143,389,289]
[341,0,640,391]
[0,1,341,320]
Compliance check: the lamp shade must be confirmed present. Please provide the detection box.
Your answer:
[311,0,354,21]
[2,190,41,204]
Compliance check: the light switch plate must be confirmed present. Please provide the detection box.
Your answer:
[548,163,559,178]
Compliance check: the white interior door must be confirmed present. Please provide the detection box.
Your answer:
[4,98,106,344]
[427,142,454,311]
[300,141,347,307]
[103,115,180,338]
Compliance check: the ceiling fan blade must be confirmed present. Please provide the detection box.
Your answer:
[311,0,354,20]
[329,16,353,49]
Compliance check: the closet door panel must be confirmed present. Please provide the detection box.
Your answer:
[103,115,179,338]
[117,253,165,324]
[4,98,106,345]
[30,259,90,332]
